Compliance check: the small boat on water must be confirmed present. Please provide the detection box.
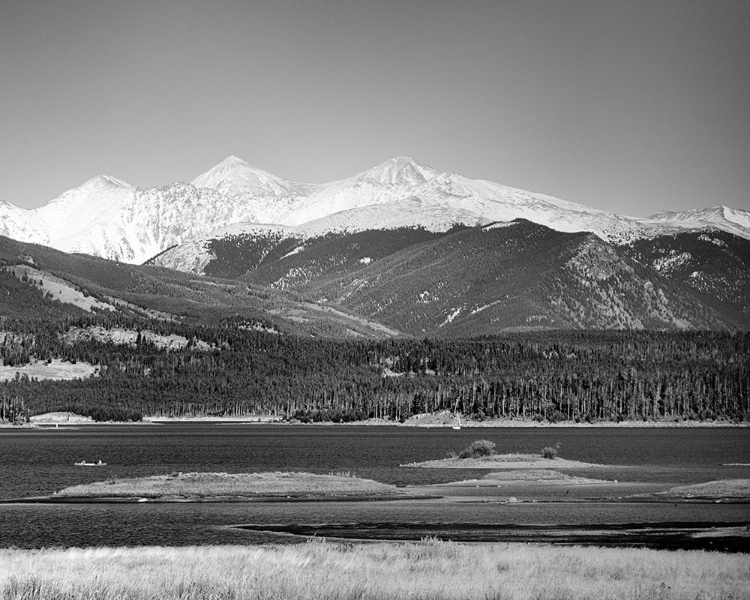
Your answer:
[74,460,107,467]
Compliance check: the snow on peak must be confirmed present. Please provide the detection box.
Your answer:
[81,174,131,189]
[191,156,297,199]
[4,155,749,268]
[192,156,258,183]
[38,174,132,213]
[721,206,750,228]
[219,155,249,167]
[358,156,438,186]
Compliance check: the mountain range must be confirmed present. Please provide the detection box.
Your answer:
[1,156,748,335]
[1,156,748,265]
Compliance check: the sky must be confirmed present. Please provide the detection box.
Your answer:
[1,0,748,216]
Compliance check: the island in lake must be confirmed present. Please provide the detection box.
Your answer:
[51,471,405,502]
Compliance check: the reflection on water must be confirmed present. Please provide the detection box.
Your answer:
[0,424,748,548]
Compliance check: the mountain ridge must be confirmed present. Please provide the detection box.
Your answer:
[1,156,748,269]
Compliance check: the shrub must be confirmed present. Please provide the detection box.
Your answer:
[541,442,561,459]
[458,440,496,459]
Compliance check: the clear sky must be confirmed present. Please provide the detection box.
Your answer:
[1,0,748,216]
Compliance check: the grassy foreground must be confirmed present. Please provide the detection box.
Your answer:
[53,471,400,499]
[0,541,748,600]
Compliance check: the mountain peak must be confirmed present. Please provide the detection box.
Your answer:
[82,174,131,189]
[217,155,250,168]
[360,156,438,186]
[191,156,296,198]
[388,156,423,167]
[193,156,271,184]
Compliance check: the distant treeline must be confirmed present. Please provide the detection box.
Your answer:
[1,314,748,423]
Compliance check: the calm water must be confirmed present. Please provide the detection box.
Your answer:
[1,424,748,548]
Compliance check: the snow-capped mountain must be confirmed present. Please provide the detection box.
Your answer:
[22,177,258,264]
[190,156,310,225]
[0,200,47,246]
[1,156,748,266]
[189,156,750,243]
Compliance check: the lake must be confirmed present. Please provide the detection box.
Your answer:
[1,424,748,549]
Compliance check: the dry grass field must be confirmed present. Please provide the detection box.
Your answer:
[0,540,747,600]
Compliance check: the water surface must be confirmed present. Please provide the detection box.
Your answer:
[1,424,748,549]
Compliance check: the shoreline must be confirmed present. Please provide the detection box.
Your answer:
[147,415,749,427]
[142,416,750,429]
[3,412,747,428]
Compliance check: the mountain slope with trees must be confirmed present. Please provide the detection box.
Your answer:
[1,233,747,425]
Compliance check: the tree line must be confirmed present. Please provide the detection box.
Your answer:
[1,314,748,423]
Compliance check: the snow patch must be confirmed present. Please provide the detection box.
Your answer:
[652,252,691,274]
[698,234,727,247]
[481,221,516,231]
[439,307,462,328]
[281,246,305,259]
[471,300,502,314]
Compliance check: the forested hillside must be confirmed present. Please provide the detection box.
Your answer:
[276,222,737,334]
[170,221,748,334]
[0,235,398,338]
[621,230,750,321]
[2,312,747,424]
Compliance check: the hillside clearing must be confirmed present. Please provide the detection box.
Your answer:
[0,358,97,382]
[5,265,115,312]
[63,326,211,351]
